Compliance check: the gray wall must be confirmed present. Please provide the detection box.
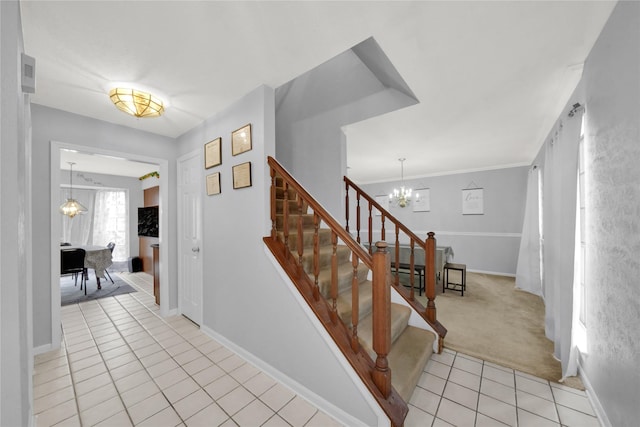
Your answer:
[355,166,528,275]
[177,85,377,425]
[580,2,640,425]
[1,1,32,425]
[31,105,178,347]
[59,170,144,258]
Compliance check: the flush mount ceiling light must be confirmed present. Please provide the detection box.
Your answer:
[59,162,88,218]
[109,87,165,118]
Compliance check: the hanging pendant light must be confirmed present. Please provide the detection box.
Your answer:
[59,162,88,218]
[389,158,418,208]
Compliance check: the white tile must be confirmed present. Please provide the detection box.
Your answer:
[72,361,107,383]
[417,372,447,395]
[436,398,476,427]
[33,399,77,427]
[154,367,189,390]
[426,359,452,380]
[79,395,125,426]
[432,418,456,427]
[261,414,290,427]
[244,372,277,397]
[136,406,182,427]
[76,382,118,413]
[475,412,511,426]
[120,380,161,408]
[109,359,144,380]
[516,370,549,385]
[477,394,517,426]
[174,389,215,420]
[259,383,295,412]
[184,402,230,427]
[481,378,516,406]
[232,399,275,427]
[182,355,214,376]
[448,368,481,391]
[517,408,561,427]
[443,381,478,411]
[516,375,554,401]
[93,410,133,427]
[114,369,152,393]
[147,358,180,378]
[163,377,201,404]
[218,354,246,373]
[74,372,113,396]
[305,410,343,427]
[482,365,515,388]
[192,364,226,388]
[406,405,435,427]
[556,404,601,427]
[34,374,73,400]
[216,386,255,416]
[516,390,559,423]
[33,385,75,415]
[127,392,171,425]
[51,413,81,427]
[278,395,317,427]
[33,365,71,386]
[552,387,596,416]
[430,349,456,366]
[409,387,441,415]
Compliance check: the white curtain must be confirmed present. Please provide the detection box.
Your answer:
[92,190,128,262]
[541,108,583,379]
[60,188,95,245]
[515,166,542,296]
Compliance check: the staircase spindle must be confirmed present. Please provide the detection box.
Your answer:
[372,241,392,398]
[356,193,361,244]
[313,213,320,301]
[270,169,277,239]
[351,252,360,352]
[345,181,350,234]
[425,232,437,323]
[409,240,415,301]
[283,182,291,259]
[297,197,304,272]
[330,231,339,324]
[367,202,373,254]
[393,226,400,286]
[381,215,386,242]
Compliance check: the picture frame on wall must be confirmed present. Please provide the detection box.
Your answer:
[204,137,222,169]
[206,172,221,196]
[462,188,483,214]
[231,123,252,156]
[232,162,252,189]
[413,188,430,212]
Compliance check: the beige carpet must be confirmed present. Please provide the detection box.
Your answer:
[414,272,584,389]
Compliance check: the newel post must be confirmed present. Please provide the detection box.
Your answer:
[425,232,437,324]
[372,241,392,398]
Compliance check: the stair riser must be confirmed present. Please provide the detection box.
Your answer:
[318,264,370,299]
[276,214,315,229]
[276,229,333,250]
[276,199,305,214]
[299,246,351,272]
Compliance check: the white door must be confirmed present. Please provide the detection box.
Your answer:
[178,151,203,325]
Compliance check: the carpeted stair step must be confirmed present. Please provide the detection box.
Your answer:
[356,303,412,361]
[275,187,299,200]
[336,280,373,326]
[388,326,435,401]
[317,262,370,298]
[276,198,306,214]
[276,213,315,229]
[300,245,352,272]
[277,229,333,251]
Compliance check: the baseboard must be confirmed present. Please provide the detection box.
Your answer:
[199,325,370,427]
[33,343,54,356]
[578,357,612,427]
[467,268,516,277]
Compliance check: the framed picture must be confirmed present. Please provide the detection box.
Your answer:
[204,137,222,169]
[413,188,430,212]
[206,172,221,195]
[462,188,483,215]
[231,124,252,156]
[232,162,252,189]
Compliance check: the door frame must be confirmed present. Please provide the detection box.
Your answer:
[177,149,203,325]
[50,140,171,349]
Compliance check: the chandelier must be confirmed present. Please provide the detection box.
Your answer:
[59,162,88,218]
[389,158,418,208]
[109,87,165,118]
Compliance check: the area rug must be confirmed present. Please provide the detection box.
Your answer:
[414,272,584,389]
[61,272,137,306]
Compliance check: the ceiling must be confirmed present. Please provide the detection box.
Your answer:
[60,149,159,178]
[21,1,616,183]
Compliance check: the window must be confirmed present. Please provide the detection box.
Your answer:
[575,114,588,352]
[92,190,129,262]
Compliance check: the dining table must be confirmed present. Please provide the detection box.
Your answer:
[65,245,113,289]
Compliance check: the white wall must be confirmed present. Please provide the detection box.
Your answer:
[0,1,32,425]
[31,105,178,347]
[177,85,378,425]
[356,166,527,275]
[579,2,640,425]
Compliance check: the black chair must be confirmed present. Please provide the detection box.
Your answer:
[104,242,116,284]
[60,242,72,246]
[61,248,87,295]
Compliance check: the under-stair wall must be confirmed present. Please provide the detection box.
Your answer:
[176,85,382,426]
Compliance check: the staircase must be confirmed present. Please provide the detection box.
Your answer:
[264,157,446,427]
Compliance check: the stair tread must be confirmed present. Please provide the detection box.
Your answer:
[389,326,436,401]
[317,262,369,297]
[356,303,412,361]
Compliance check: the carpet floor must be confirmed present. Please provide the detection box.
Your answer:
[60,271,136,306]
[413,271,584,389]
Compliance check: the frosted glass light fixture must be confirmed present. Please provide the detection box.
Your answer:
[59,162,88,218]
[109,87,165,118]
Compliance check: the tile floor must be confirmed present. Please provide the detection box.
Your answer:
[34,273,601,427]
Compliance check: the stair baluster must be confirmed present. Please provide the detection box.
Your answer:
[283,181,291,260]
[330,231,339,324]
[351,252,360,352]
[313,213,320,301]
[270,169,277,239]
[297,197,304,272]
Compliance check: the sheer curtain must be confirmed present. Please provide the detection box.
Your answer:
[60,188,95,244]
[92,190,128,262]
[515,166,542,296]
[541,107,583,380]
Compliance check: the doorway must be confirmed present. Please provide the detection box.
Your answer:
[50,141,171,350]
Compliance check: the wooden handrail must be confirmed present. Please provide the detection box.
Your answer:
[265,156,407,427]
[344,176,447,347]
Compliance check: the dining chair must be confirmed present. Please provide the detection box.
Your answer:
[104,242,116,284]
[61,248,87,295]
